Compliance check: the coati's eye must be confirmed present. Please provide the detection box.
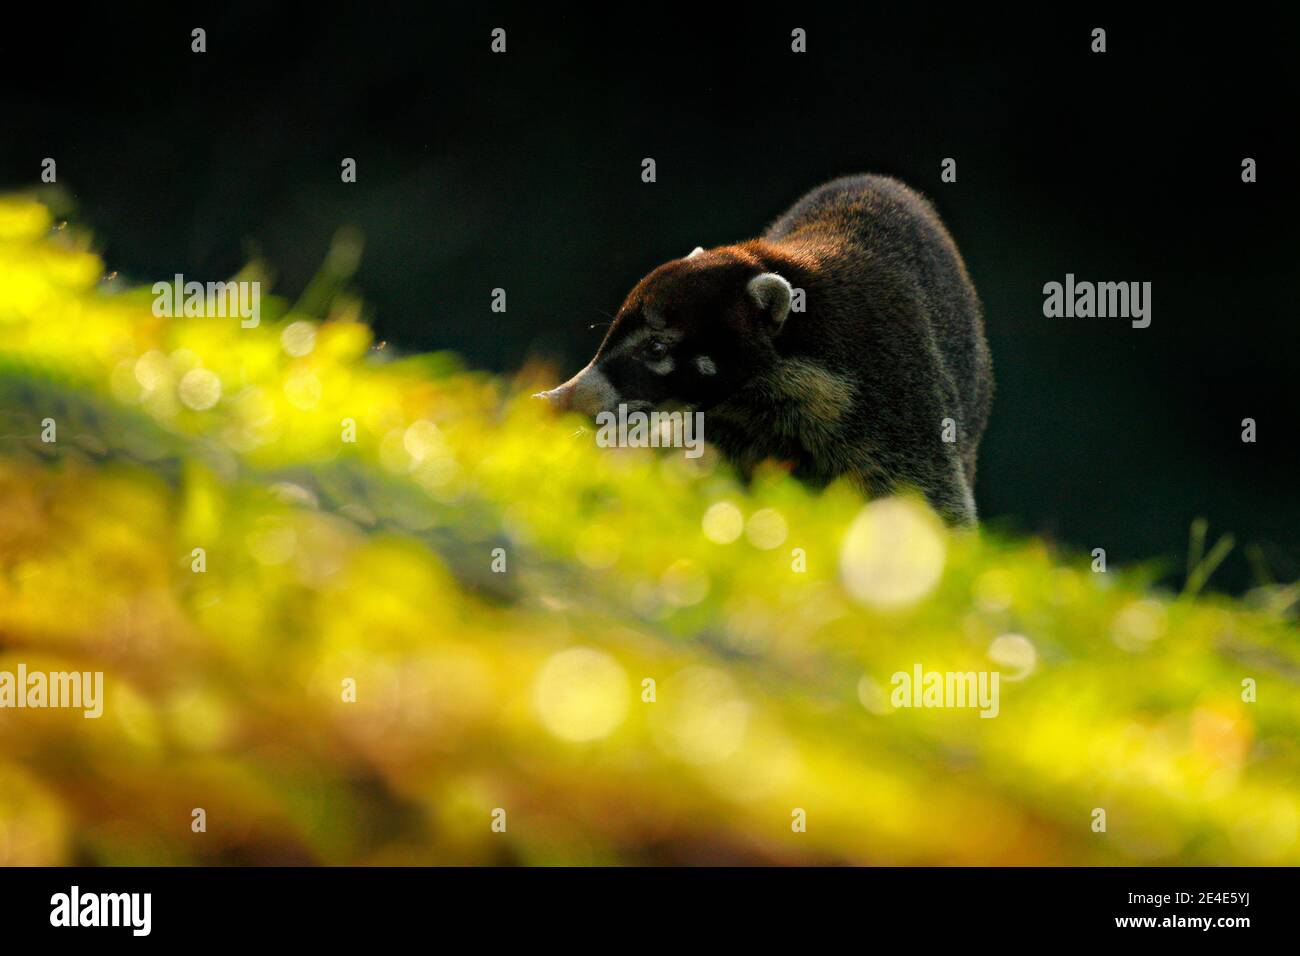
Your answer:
[643,339,669,361]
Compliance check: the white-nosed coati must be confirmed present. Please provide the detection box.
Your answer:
[537,174,994,524]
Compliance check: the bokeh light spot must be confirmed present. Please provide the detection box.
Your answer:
[745,507,788,550]
[661,559,710,607]
[534,647,630,742]
[281,320,318,357]
[178,368,222,410]
[652,667,749,764]
[840,497,946,609]
[702,501,744,544]
[988,632,1037,680]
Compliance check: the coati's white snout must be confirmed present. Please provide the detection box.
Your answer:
[533,363,619,415]
[532,382,574,409]
[747,272,793,329]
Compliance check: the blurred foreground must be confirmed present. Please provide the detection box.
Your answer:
[0,197,1297,865]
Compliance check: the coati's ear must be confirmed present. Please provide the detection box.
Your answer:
[685,246,704,259]
[746,272,793,331]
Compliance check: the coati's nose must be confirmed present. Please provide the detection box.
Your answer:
[534,364,616,416]
[532,381,576,410]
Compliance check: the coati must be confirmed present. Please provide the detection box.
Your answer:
[537,174,994,524]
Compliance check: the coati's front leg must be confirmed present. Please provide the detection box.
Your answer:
[921,465,977,526]
[841,436,976,526]
[892,451,977,526]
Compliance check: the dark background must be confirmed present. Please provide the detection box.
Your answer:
[2,6,1295,592]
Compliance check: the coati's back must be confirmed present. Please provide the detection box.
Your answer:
[760,175,993,503]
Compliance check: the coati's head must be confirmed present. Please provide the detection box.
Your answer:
[536,245,793,416]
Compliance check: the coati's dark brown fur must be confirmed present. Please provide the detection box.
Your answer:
[538,174,994,524]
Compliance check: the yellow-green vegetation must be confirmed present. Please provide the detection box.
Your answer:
[0,195,1297,866]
